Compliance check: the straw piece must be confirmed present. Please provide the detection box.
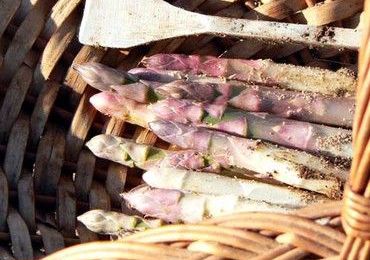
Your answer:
[249,244,294,260]
[274,248,308,260]
[293,200,343,219]
[276,233,338,257]
[347,238,364,260]
[205,213,344,251]
[125,224,278,253]
[187,240,256,260]
[43,241,198,260]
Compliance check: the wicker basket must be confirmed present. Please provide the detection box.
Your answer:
[0,0,368,259]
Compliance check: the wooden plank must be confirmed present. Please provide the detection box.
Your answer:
[0,169,8,231]
[74,150,96,201]
[57,177,76,236]
[17,173,36,233]
[89,182,111,211]
[0,65,32,142]
[38,223,65,254]
[30,82,60,146]
[34,126,65,195]
[0,0,21,38]
[7,208,33,260]
[3,115,29,188]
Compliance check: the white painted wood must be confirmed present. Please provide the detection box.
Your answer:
[79,0,361,50]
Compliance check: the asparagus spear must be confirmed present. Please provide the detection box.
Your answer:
[149,120,348,198]
[73,62,139,91]
[142,167,329,208]
[76,63,355,127]
[86,134,218,171]
[142,54,357,95]
[122,185,291,223]
[89,92,352,158]
[77,209,162,237]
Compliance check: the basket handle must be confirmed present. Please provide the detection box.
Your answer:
[340,0,370,258]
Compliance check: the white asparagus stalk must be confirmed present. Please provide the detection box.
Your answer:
[150,120,348,198]
[143,167,330,208]
[77,209,162,237]
[122,185,292,223]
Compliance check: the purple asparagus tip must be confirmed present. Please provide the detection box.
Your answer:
[90,92,128,118]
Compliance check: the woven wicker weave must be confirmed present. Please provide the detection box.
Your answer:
[0,0,368,259]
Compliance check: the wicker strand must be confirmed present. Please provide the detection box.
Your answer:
[340,0,370,258]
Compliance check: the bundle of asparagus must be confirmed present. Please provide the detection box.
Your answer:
[89,91,352,158]
[77,61,355,128]
[76,54,355,223]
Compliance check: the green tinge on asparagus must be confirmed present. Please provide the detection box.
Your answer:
[143,167,329,208]
[77,209,162,237]
[89,91,352,158]
[142,54,357,95]
[149,120,348,198]
[86,134,216,171]
[122,185,291,223]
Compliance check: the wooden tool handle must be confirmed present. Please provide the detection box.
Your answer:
[207,16,361,50]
